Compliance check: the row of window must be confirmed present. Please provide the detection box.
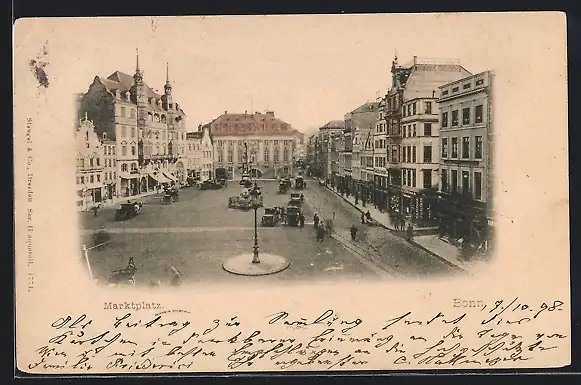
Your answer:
[77,156,100,169]
[441,78,485,97]
[402,100,433,117]
[402,122,433,138]
[441,136,483,159]
[441,105,484,128]
[374,157,387,168]
[217,149,289,163]
[103,145,116,155]
[76,173,108,185]
[215,139,293,148]
[122,127,186,141]
[441,169,483,200]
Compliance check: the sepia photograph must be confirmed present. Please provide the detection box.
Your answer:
[14,12,570,374]
[74,26,495,288]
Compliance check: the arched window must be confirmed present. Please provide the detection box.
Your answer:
[161,115,166,123]
[148,112,153,121]
[156,144,160,155]
[155,131,159,140]
[154,114,160,122]
[85,131,89,141]
[131,144,136,156]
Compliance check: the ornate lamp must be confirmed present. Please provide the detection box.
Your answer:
[249,185,262,264]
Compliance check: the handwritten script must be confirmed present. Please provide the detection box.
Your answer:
[24,298,568,372]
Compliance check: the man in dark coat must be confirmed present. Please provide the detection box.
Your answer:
[313,213,320,228]
[350,225,358,241]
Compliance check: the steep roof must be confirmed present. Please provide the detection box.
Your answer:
[350,101,380,114]
[402,64,472,100]
[103,71,162,99]
[320,120,345,129]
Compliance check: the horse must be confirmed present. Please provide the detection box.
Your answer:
[108,257,136,285]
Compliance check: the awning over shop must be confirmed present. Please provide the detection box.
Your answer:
[149,172,171,184]
[163,172,177,182]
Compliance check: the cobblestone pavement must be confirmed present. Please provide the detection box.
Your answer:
[303,182,461,279]
[79,181,384,286]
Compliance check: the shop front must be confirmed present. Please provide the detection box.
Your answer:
[435,194,489,249]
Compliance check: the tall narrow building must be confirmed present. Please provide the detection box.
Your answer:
[383,56,472,224]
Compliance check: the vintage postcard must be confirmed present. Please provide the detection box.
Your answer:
[14,13,570,374]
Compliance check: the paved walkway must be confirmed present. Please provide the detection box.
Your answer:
[82,190,161,211]
[314,178,490,275]
[320,181,435,231]
[412,235,490,276]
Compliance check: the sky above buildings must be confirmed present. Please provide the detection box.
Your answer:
[35,13,560,134]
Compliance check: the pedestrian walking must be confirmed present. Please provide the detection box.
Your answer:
[316,225,325,242]
[361,213,365,224]
[299,213,305,228]
[91,205,99,217]
[313,213,320,228]
[350,225,358,241]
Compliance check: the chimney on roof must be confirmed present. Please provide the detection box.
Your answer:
[432,90,435,98]
[413,56,417,65]
[244,110,247,114]
[266,111,274,117]
[224,111,228,114]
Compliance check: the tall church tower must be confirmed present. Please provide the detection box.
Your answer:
[133,49,148,127]
[162,62,175,130]
[133,49,147,165]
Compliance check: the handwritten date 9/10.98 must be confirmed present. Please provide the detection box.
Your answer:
[26,299,567,372]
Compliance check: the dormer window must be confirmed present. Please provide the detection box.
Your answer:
[102,132,107,140]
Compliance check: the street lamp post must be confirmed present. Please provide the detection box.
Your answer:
[249,185,261,264]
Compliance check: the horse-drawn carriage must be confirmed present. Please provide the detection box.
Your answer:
[285,206,301,227]
[295,175,306,189]
[115,202,142,221]
[108,256,137,286]
[261,207,281,227]
[162,189,179,204]
[228,195,252,210]
[289,192,303,207]
[278,180,290,194]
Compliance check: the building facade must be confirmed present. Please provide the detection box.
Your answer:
[75,115,104,210]
[101,138,117,201]
[437,70,494,248]
[185,125,214,182]
[77,56,188,198]
[346,102,379,203]
[381,56,472,222]
[317,121,344,184]
[210,111,297,179]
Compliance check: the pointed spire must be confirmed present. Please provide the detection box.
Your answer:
[84,111,88,121]
[136,48,140,72]
[166,62,169,83]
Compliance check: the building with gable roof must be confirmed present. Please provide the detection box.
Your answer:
[76,52,188,198]
[209,110,298,179]
[75,114,105,210]
[186,124,214,182]
[379,55,472,223]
